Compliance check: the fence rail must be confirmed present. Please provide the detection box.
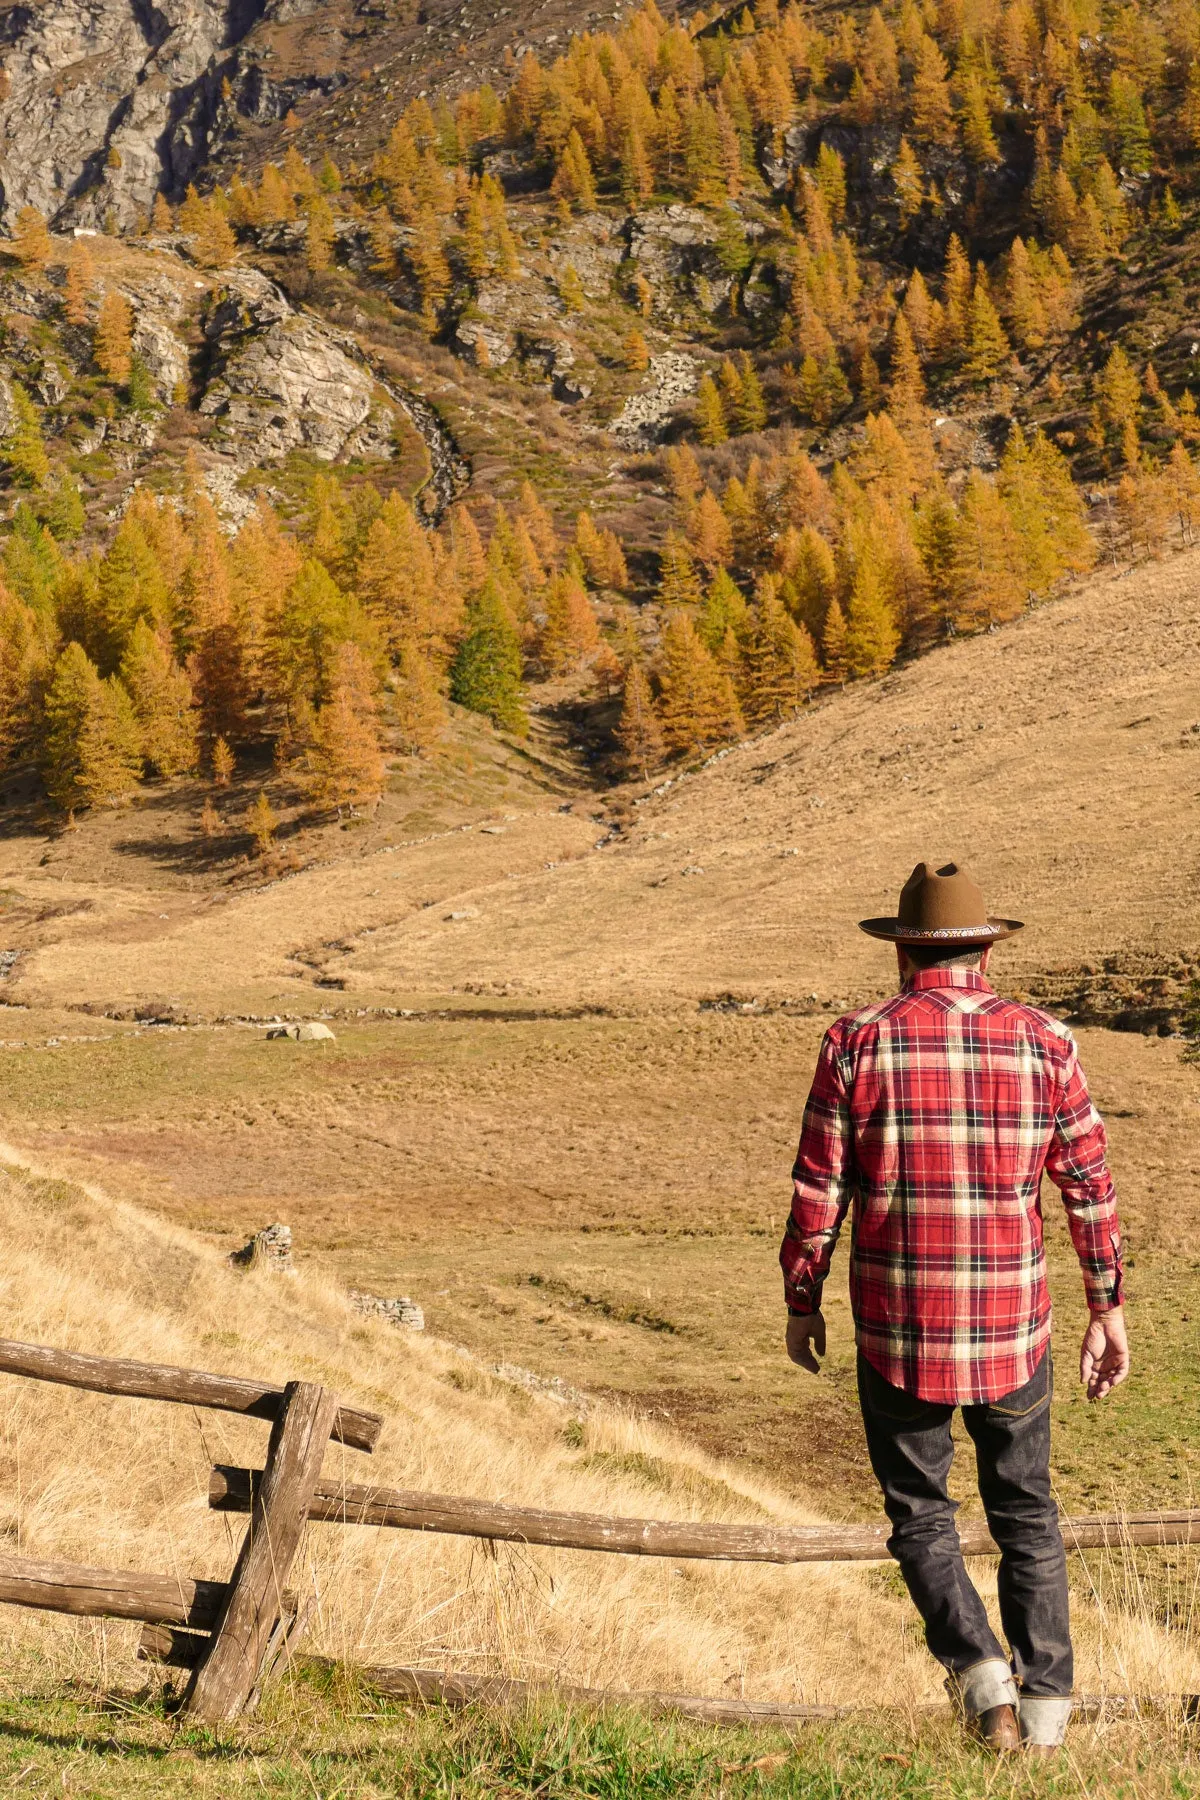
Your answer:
[0,1551,228,1627]
[209,1464,1200,1564]
[0,1337,381,1451]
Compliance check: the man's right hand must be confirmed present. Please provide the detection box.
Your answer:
[786,1310,826,1374]
[1081,1307,1130,1401]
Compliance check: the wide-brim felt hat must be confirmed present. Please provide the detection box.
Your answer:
[859,860,1024,944]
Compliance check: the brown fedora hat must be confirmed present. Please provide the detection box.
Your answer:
[859,861,1024,944]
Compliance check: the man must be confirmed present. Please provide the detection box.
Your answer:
[781,862,1128,1755]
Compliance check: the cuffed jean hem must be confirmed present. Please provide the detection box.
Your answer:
[955,1658,1019,1718]
[1018,1695,1072,1746]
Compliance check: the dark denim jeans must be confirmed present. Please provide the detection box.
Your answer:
[857,1349,1072,1697]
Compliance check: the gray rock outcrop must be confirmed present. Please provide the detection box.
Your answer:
[199,269,397,465]
[608,352,698,445]
[0,0,344,231]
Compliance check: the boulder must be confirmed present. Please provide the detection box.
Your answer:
[199,269,393,466]
[266,1020,337,1041]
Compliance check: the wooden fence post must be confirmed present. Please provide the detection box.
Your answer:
[184,1380,338,1726]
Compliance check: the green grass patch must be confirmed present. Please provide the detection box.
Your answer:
[0,1669,1195,1798]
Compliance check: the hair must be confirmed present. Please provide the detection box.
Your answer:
[900,944,985,971]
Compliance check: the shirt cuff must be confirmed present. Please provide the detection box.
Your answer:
[784,1284,823,1315]
[1083,1266,1124,1312]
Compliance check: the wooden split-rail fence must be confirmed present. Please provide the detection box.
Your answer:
[1,1334,1199,1728]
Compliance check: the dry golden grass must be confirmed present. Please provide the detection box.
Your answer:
[0,1146,1195,1722]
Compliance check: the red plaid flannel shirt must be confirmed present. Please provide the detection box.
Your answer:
[781,968,1124,1403]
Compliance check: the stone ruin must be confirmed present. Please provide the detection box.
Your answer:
[228,1222,294,1273]
[350,1290,425,1331]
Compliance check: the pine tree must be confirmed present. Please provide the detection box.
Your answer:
[305,195,337,272]
[356,491,457,662]
[248,788,277,855]
[694,372,728,446]
[448,578,527,734]
[12,206,52,274]
[559,265,586,313]
[654,611,743,755]
[734,352,768,433]
[892,136,924,226]
[306,641,386,809]
[888,312,926,420]
[0,581,48,769]
[821,594,849,681]
[742,576,818,725]
[965,271,1011,383]
[690,488,734,571]
[1093,345,1142,458]
[683,95,726,204]
[716,354,744,426]
[958,72,1000,164]
[1166,440,1200,542]
[119,619,197,777]
[539,572,600,673]
[624,328,651,372]
[1108,71,1151,176]
[95,291,133,384]
[393,639,447,752]
[151,192,174,233]
[619,125,655,209]
[616,659,665,777]
[408,206,452,330]
[4,384,49,489]
[910,35,955,145]
[998,424,1094,593]
[955,470,1027,629]
[190,621,250,752]
[902,268,932,350]
[551,128,598,211]
[940,234,972,353]
[815,142,848,224]
[190,198,238,269]
[782,525,837,638]
[844,556,899,677]
[1004,237,1047,349]
[44,471,85,542]
[211,734,234,784]
[42,641,142,811]
[63,240,94,325]
[657,531,702,607]
[698,566,749,650]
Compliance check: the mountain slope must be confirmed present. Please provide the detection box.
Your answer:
[9,529,1193,1022]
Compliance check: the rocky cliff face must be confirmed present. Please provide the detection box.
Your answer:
[199,266,401,466]
[0,0,230,227]
[0,0,355,230]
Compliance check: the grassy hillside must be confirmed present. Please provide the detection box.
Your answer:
[0,1148,1195,1795]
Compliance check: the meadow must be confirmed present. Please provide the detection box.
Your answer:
[0,549,1197,1792]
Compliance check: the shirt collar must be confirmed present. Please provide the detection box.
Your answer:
[902,967,994,995]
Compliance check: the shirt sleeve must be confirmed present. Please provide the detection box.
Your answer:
[1043,1038,1125,1313]
[780,1027,855,1314]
